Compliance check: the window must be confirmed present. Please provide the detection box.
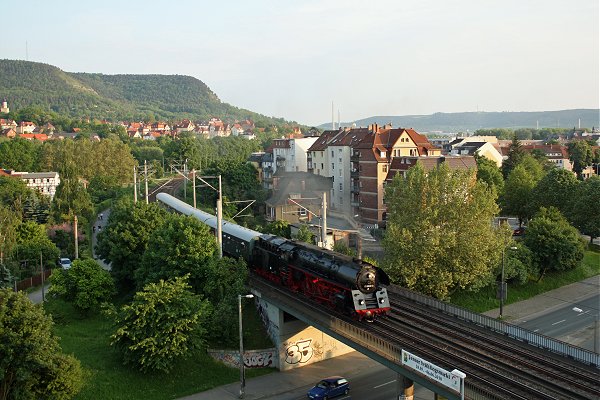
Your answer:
[339,183,343,191]
[331,150,334,157]
[338,148,342,153]
[339,169,342,176]
[298,208,307,216]
[332,163,335,170]
[339,158,342,163]
[382,164,388,172]
[380,151,386,157]
[321,163,324,169]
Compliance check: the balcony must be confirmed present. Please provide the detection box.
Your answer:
[351,151,360,161]
[351,185,360,194]
[351,168,359,178]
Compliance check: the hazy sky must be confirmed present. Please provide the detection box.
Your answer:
[2,0,598,126]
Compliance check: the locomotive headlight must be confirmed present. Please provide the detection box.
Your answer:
[379,298,385,304]
[358,299,365,305]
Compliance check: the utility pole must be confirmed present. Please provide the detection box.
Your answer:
[217,175,223,258]
[133,165,137,203]
[321,192,327,248]
[40,252,45,302]
[192,169,196,208]
[144,160,149,204]
[73,215,79,259]
[183,159,188,200]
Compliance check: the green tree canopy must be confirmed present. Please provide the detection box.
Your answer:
[475,155,504,194]
[568,140,593,179]
[523,207,585,279]
[383,162,508,299]
[95,199,167,289]
[0,176,32,218]
[49,258,115,313]
[0,137,41,172]
[108,275,211,373]
[293,224,314,244]
[570,176,600,243]
[134,213,218,290]
[0,289,83,399]
[264,220,291,238]
[501,154,546,224]
[501,135,525,178]
[531,168,579,218]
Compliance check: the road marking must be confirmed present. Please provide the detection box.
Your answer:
[374,380,396,389]
[552,319,566,326]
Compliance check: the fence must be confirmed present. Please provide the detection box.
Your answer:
[15,269,52,292]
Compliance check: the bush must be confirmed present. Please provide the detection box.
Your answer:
[108,275,211,373]
[50,258,115,313]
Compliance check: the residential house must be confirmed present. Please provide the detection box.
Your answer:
[151,122,171,132]
[448,138,503,167]
[351,125,441,226]
[0,119,17,130]
[261,150,275,190]
[271,136,319,174]
[265,171,332,225]
[231,123,244,136]
[308,128,370,215]
[521,144,573,171]
[175,119,195,134]
[1,128,16,139]
[16,121,36,134]
[19,133,48,142]
[1,169,60,199]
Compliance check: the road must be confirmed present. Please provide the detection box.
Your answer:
[513,292,600,352]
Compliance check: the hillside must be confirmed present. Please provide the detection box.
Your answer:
[0,59,289,124]
[320,110,600,133]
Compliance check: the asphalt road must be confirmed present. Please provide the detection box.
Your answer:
[513,292,600,352]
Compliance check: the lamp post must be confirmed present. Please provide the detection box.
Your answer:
[238,294,254,399]
[499,246,518,319]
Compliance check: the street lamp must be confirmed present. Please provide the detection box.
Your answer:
[499,246,518,319]
[238,294,254,399]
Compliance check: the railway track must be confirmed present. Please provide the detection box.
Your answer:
[385,291,600,399]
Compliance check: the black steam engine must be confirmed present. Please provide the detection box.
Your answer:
[156,193,390,320]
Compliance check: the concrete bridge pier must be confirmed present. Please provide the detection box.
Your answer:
[397,374,414,399]
[255,295,355,371]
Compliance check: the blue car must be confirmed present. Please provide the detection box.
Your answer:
[307,376,350,399]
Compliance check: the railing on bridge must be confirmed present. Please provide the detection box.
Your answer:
[389,285,600,368]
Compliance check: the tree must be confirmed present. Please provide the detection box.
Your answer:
[333,241,357,257]
[570,176,600,243]
[0,176,32,217]
[523,207,585,280]
[95,199,167,289]
[134,213,218,290]
[203,257,249,346]
[475,155,504,194]
[501,135,525,178]
[501,154,545,224]
[531,168,579,218]
[13,221,60,277]
[293,224,314,244]
[264,220,291,238]
[49,259,115,313]
[0,289,83,399]
[0,137,41,172]
[568,140,593,179]
[51,158,94,222]
[383,163,509,299]
[108,275,211,373]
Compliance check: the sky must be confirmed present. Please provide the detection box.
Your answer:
[2,0,599,126]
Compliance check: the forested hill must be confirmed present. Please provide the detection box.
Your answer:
[321,110,600,133]
[0,59,289,124]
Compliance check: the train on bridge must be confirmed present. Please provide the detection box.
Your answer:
[156,193,391,321]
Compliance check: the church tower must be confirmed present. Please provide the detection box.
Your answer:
[0,99,9,114]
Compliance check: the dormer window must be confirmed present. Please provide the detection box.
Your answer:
[380,150,386,158]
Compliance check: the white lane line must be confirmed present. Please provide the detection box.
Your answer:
[374,380,396,389]
[552,319,566,326]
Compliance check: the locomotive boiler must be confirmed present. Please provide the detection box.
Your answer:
[156,192,390,320]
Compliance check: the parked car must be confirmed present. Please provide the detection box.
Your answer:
[59,258,72,270]
[512,227,526,237]
[307,376,350,399]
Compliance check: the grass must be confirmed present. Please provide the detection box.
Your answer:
[44,299,274,400]
[451,246,600,312]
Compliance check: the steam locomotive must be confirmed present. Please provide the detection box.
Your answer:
[156,193,390,321]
